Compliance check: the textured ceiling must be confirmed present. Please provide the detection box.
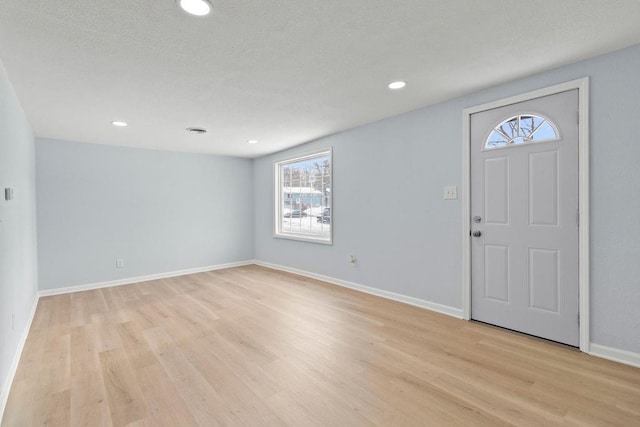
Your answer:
[1,1,639,158]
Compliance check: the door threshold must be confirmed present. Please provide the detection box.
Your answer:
[470,319,579,350]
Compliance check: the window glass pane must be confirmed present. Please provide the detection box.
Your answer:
[532,121,557,141]
[486,131,508,148]
[519,115,544,137]
[499,117,518,139]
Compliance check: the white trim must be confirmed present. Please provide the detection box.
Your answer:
[0,295,39,424]
[37,260,254,297]
[461,77,590,352]
[577,78,590,353]
[590,343,640,368]
[461,106,471,321]
[253,260,464,319]
[272,233,333,245]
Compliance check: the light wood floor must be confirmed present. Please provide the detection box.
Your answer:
[3,265,640,426]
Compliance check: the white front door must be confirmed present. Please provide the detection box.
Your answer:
[470,89,579,346]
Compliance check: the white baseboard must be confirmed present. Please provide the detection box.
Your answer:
[38,260,254,297]
[253,260,464,319]
[0,294,39,424]
[590,343,640,368]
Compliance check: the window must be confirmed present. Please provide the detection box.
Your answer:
[275,150,332,244]
[485,114,559,149]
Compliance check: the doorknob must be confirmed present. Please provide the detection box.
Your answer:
[472,230,482,237]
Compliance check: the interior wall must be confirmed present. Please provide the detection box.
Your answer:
[253,44,640,354]
[0,62,38,410]
[36,138,254,290]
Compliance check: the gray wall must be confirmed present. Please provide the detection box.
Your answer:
[254,44,640,354]
[0,63,38,405]
[36,139,253,290]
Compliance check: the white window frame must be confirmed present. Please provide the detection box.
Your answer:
[274,148,332,244]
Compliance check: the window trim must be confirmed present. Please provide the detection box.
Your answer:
[274,148,333,245]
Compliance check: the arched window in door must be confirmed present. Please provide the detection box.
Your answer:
[485,114,559,149]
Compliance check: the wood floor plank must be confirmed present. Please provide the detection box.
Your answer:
[39,334,72,388]
[117,321,158,370]
[142,326,202,382]
[71,324,112,427]
[132,364,198,427]
[3,265,640,426]
[99,348,149,426]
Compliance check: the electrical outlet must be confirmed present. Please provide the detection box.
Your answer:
[349,255,357,267]
[116,258,124,268]
[11,313,15,331]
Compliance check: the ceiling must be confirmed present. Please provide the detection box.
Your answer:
[1,1,639,158]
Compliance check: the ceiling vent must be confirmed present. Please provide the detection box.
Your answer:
[186,127,208,134]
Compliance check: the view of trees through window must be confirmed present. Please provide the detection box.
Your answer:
[276,150,331,243]
[485,114,559,149]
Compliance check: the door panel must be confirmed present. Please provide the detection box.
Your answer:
[528,150,559,226]
[528,248,560,312]
[485,245,509,302]
[471,89,579,346]
[484,157,510,225]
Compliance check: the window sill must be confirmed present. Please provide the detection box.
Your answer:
[274,232,333,245]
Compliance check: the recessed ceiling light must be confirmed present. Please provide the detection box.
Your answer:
[247,139,258,144]
[388,81,407,90]
[177,0,212,16]
[112,121,128,127]
[187,127,208,134]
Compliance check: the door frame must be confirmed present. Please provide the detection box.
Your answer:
[461,77,590,352]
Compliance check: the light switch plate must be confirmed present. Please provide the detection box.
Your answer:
[444,185,458,200]
[4,188,13,201]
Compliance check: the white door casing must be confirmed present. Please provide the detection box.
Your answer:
[461,78,590,351]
